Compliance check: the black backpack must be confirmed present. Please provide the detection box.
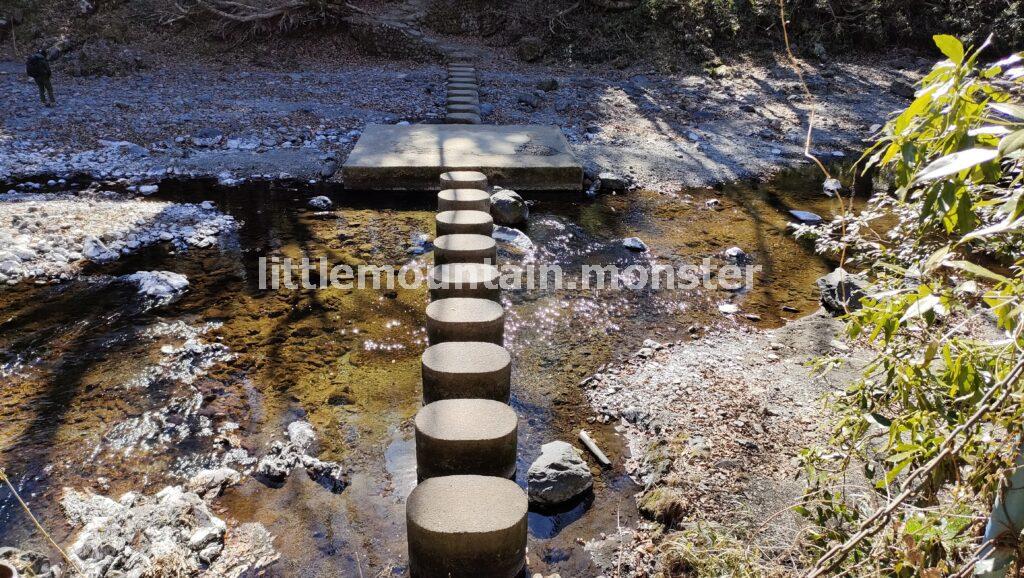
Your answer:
[26,53,50,78]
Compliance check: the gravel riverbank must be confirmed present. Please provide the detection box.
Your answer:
[1,53,919,191]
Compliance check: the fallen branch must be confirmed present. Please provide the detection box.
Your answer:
[579,429,612,467]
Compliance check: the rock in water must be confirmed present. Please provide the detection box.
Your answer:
[83,236,119,263]
[718,302,740,314]
[598,172,629,192]
[528,441,594,506]
[0,547,58,578]
[256,422,346,493]
[620,237,648,252]
[490,189,529,225]
[122,271,189,305]
[817,267,868,315]
[308,196,332,210]
[287,420,317,452]
[822,178,842,197]
[789,209,823,224]
[186,468,242,500]
[723,246,749,264]
[493,226,534,250]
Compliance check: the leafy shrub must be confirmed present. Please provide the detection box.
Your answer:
[796,35,1024,575]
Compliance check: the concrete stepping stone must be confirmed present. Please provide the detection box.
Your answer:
[437,188,491,212]
[448,74,478,83]
[445,113,482,125]
[421,341,511,403]
[447,89,478,98]
[429,262,500,301]
[415,399,518,479]
[406,475,527,578]
[426,298,504,345]
[447,104,481,115]
[447,82,479,91]
[440,171,488,189]
[447,69,476,78]
[446,95,480,106]
[433,234,497,265]
[435,210,493,236]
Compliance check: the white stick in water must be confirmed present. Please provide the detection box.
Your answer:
[579,429,611,467]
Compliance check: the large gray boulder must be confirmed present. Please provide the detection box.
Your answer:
[817,267,868,315]
[490,189,529,225]
[528,441,594,506]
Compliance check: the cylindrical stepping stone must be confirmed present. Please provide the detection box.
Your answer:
[447,95,480,106]
[421,341,511,403]
[438,188,490,212]
[429,262,500,301]
[426,298,503,345]
[407,475,527,578]
[435,210,493,236]
[445,113,482,125]
[415,399,518,479]
[447,103,481,115]
[434,234,497,265]
[439,171,488,189]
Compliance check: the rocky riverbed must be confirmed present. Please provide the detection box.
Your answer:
[0,31,913,575]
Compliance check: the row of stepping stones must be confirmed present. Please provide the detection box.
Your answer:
[445,59,482,125]
[406,171,528,577]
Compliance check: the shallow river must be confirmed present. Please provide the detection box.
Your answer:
[0,169,850,575]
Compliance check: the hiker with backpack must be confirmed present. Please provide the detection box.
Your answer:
[26,49,56,107]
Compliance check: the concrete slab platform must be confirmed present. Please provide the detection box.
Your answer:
[415,399,518,479]
[407,475,527,578]
[342,124,584,191]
